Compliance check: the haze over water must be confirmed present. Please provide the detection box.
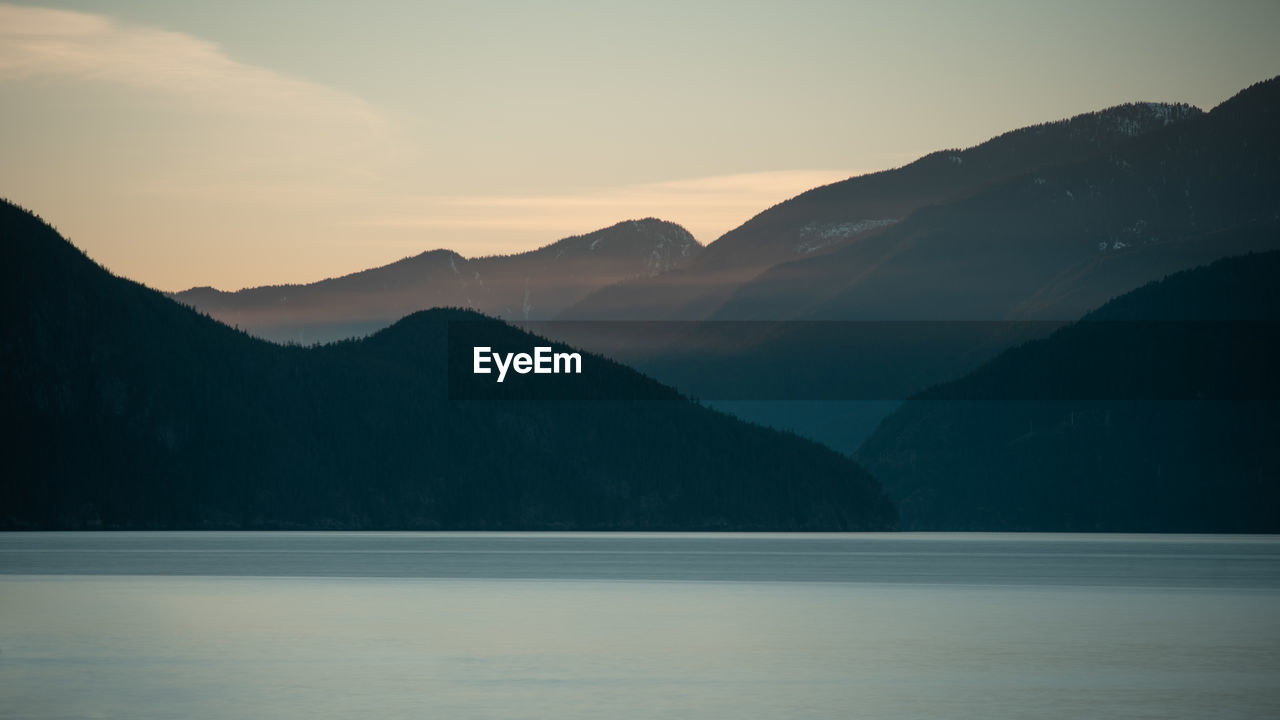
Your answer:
[2,532,1278,719]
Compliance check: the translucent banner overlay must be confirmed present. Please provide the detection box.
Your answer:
[446,320,1280,402]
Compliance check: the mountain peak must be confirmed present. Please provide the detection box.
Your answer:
[1007,100,1201,142]
[532,218,699,266]
[171,218,703,342]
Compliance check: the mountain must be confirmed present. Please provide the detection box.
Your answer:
[715,77,1280,321]
[855,251,1280,531]
[560,101,1202,320]
[172,218,700,345]
[549,78,1279,456]
[0,200,893,530]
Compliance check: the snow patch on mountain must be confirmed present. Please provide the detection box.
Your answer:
[634,223,700,276]
[1111,102,1199,137]
[794,219,899,254]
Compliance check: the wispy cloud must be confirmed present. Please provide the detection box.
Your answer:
[0,4,383,130]
[0,1,392,186]
[0,5,862,282]
[0,4,408,288]
[361,169,862,243]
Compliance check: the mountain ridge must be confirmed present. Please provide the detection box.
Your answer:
[173,218,701,344]
[855,250,1280,531]
[559,100,1204,320]
[712,76,1280,322]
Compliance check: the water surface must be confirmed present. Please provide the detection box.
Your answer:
[2,533,1277,719]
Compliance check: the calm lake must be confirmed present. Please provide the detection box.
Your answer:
[2,532,1278,719]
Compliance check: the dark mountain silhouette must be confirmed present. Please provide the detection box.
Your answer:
[173,218,700,345]
[856,251,1280,531]
[560,101,1202,320]
[0,200,894,531]
[716,77,1280,321]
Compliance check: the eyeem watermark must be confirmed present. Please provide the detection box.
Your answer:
[473,346,582,383]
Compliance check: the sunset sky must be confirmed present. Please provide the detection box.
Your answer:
[2,1,1278,291]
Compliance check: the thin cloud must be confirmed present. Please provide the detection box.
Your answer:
[0,5,862,282]
[362,169,862,242]
[0,4,384,131]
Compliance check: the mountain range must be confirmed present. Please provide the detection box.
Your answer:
[558,77,1280,455]
[173,218,700,345]
[172,78,1279,458]
[0,201,892,530]
[173,80,1278,372]
[710,77,1280,322]
[568,80,1279,326]
[5,75,1278,532]
[561,100,1207,321]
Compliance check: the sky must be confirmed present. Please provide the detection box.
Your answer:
[1,1,1278,291]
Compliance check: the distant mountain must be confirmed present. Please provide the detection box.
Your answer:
[173,218,700,345]
[856,251,1280,531]
[560,101,1202,320]
[716,77,1280,321]
[0,200,893,530]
